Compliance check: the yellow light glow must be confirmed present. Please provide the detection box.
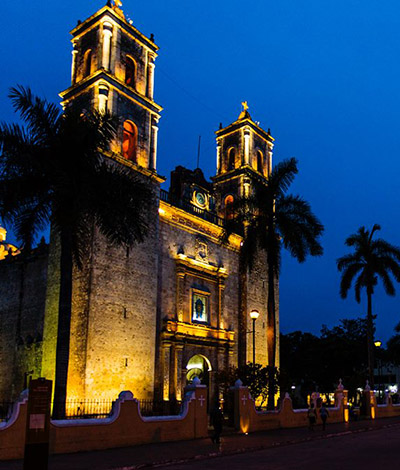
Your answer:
[374,340,382,348]
[250,309,259,320]
[371,406,376,420]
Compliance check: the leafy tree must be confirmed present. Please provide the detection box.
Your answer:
[225,158,324,408]
[216,363,278,409]
[386,322,400,366]
[337,225,400,386]
[280,318,369,404]
[0,86,152,418]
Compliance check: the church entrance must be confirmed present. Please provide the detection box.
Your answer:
[186,354,211,388]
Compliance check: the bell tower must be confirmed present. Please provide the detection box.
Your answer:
[60,0,162,173]
[213,102,274,217]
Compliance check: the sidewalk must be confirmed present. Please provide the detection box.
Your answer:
[2,416,400,470]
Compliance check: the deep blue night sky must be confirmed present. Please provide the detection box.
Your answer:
[2,1,400,343]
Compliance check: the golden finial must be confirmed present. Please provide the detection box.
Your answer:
[111,0,125,19]
[241,101,249,112]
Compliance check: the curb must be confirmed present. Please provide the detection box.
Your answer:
[109,421,400,470]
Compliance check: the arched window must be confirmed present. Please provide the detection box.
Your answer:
[257,150,264,173]
[125,56,136,87]
[122,120,138,161]
[224,194,234,220]
[227,147,236,171]
[83,49,92,78]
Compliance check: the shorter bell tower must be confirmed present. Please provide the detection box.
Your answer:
[60,0,162,174]
[213,103,274,218]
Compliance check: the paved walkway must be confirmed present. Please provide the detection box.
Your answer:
[2,416,400,470]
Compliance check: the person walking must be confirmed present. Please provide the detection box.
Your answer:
[210,403,224,444]
[320,404,330,430]
[307,403,317,431]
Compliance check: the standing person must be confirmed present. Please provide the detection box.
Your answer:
[320,404,330,430]
[307,403,317,431]
[210,402,224,444]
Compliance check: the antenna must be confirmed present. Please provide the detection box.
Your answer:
[196,135,201,168]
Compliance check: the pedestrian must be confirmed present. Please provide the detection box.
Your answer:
[210,402,224,444]
[307,403,317,431]
[320,404,329,430]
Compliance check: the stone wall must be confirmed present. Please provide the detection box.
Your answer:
[0,244,48,399]
[0,384,208,461]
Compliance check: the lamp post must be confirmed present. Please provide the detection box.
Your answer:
[374,340,382,401]
[250,309,260,366]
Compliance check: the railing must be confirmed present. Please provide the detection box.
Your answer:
[0,402,14,422]
[62,399,114,419]
[138,399,182,417]
[54,398,182,420]
[160,189,225,228]
[1,397,183,421]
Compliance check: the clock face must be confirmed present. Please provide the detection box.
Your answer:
[194,191,207,209]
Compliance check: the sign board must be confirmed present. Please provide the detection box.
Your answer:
[23,378,52,470]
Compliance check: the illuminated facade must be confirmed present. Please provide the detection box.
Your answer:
[0,1,279,404]
[0,227,19,260]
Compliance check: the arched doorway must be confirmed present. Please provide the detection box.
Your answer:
[186,354,211,388]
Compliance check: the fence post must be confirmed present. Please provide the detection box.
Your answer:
[363,381,376,419]
[230,379,252,434]
[334,379,349,422]
[184,377,208,439]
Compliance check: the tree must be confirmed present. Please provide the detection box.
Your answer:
[337,225,400,386]
[225,158,324,408]
[0,86,152,417]
[216,362,278,409]
[386,322,400,366]
[280,318,369,405]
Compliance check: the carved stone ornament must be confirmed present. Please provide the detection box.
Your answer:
[195,237,208,263]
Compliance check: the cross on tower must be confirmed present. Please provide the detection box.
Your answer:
[113,0,123,7]
[241,395,248,406]
[241,101,249,112]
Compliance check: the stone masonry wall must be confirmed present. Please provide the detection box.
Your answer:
[0,245,48,399]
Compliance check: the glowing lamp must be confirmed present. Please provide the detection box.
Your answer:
[374,340,382,348]
[250,309,259,320]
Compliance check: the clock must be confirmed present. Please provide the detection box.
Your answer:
[194,190,207,209]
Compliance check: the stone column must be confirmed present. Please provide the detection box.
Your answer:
[150,118,159,170]
[147,56,155,100]
[71,44,78,85]
[176,267,186,322]
[217,277,225,329]
[162,342,171,401]
[102,22,113,71]
[244,128,250,165]
[175,344,184,401]
[98,84,109,114]
[216,142,222,174]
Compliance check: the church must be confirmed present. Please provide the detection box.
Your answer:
[0,1,279,406]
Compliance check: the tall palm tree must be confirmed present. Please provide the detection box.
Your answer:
[337,225,400,386]
[225,158,324,408]
[0,86,153,418]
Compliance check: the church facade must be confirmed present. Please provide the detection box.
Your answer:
[0,2,279,405]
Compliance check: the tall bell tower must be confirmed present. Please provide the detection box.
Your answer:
[60,0,162,173]
[42,2,164,403]
[213,102,274,217]
[213,104,276,368]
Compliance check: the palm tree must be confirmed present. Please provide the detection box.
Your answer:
[337,225,400,386]
[0,86,153,418]
[225,158,324,408]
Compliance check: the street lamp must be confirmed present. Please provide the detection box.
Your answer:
[250,309,260,366]
[374,340,382,401]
